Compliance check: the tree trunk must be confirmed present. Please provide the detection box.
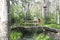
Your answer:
[43,0,47,23]
[24,2,29,19]
[56,0,59,25]
[0,0,10,40]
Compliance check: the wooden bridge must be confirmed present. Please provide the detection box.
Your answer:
[11,21,60,40]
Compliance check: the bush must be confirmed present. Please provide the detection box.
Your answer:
[36,34,53,40]
[10,30,22,40]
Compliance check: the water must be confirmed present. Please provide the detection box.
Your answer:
[20,34,37,40]
[20,30,38,40]
[21,36,34,40]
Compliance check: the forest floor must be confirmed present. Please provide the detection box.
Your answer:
[10,24,60,40]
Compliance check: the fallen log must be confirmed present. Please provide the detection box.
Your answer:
[11,26,58,33]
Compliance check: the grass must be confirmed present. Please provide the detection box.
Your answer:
[44,24,60,29]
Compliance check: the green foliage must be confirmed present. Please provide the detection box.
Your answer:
[44,24,60,29]
[36,34,53,40]
[10,4,25,25]
[26,10,33,20]
[11,30,53,40]
[45,16,56,24]
[10,1,59,40]
[10,30,22,40]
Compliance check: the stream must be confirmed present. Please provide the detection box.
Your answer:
[20,30,39,40]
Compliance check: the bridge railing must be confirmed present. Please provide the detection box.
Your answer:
[11,20,40,28]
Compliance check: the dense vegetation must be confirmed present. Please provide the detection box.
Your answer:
[10,30,22,40]
[10,0,60,40]
[11,29,53,40]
